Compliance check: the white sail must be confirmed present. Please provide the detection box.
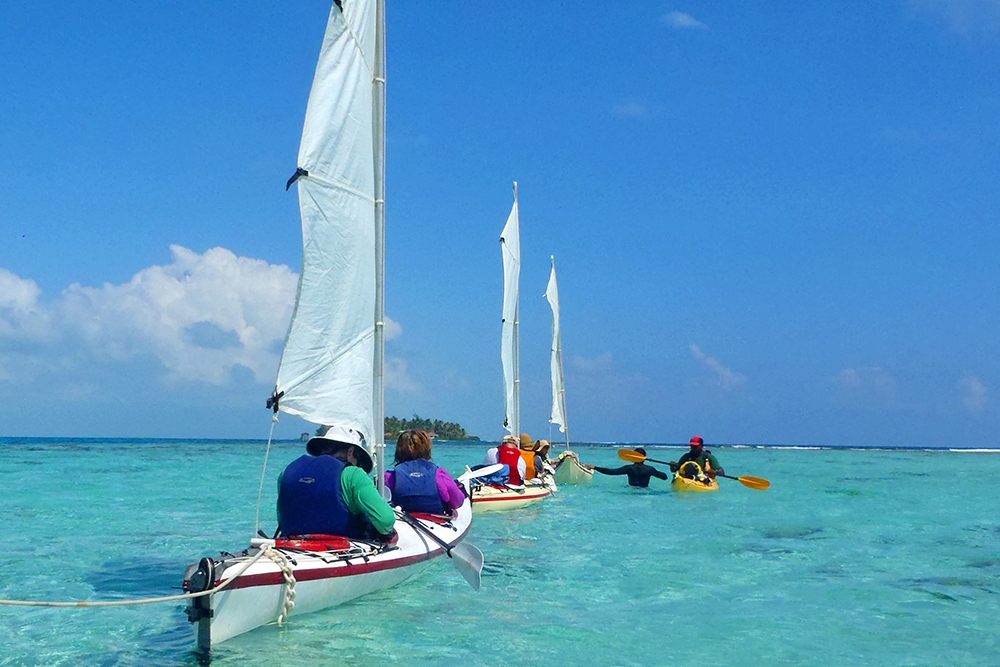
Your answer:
[500,183,520,436]
[273,1,378,444]
[545,256,568,437]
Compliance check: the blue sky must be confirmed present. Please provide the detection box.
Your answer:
[2,1,999,446]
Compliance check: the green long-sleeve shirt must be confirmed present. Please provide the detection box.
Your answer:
[340,466,396,534]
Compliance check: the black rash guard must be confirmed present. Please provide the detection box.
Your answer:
[592,462,668,488]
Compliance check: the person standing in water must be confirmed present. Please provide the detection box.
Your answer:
[591,448,668,488]
[669,435,725,479]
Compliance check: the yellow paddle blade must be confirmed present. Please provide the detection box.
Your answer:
[618,449,645,463]
[738,476,770,490]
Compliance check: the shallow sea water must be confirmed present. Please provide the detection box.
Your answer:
[1,439,999,666]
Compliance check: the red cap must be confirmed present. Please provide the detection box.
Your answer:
[689,435,704,446]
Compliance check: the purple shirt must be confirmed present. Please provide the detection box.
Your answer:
[384,464,465,511]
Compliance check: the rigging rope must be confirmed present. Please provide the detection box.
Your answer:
[0,545,271,608]
[255,414,280,537]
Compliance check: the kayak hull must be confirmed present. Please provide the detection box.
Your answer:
[552,452,593,485]
[183,499,473,649]
[471,480,552,512]
[671,475,720,492]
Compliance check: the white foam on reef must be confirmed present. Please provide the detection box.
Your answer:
[949,448,1000,453]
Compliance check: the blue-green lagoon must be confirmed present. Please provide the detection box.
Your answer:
[1,439,998,666]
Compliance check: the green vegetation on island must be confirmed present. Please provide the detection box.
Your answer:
[384,415,479,441]
[385,415,479,440]
[314,416,479,441]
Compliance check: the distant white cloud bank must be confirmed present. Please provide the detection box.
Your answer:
[0,246,411,392]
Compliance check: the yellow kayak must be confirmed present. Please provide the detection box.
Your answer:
[671,461,719,492]
[671,474,719,492]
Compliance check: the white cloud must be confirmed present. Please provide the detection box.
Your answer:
[611,100,650,118]
[663,11,708,29]
[908,0,1000,34]
[55,245,298,384]
[960,373,987,411]
[571,352,614,374]
[0,268,50,341]
[832,366,897,397]
[385,356,420,393]
[690,344,747,389]
[384,316,402,341]
[0,246,410,390]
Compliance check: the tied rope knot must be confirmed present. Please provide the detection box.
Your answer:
[262,545,296,624]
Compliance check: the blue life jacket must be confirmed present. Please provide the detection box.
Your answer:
[277,455,364,538]
[471,463,510,485]
[392,459,444,513]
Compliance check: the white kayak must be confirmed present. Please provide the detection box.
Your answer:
[183,499,473,650]
[470,479,552,512]
[552,451,593,485]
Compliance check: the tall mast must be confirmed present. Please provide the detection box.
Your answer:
[512,181,520,439]
[373,0,387,491]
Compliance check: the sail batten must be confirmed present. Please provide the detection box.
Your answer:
[274,0,379,445]
[500,183,521,436]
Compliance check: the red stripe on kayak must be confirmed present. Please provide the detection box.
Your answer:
[215,522,471,591]
[471,492,550,503]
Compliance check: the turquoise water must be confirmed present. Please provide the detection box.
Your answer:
[2,439,999,666]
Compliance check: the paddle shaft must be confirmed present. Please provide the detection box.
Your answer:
[395,511,453,557]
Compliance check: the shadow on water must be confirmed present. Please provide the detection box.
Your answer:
[760,526,824,540]
[85,556,185,598]
[899,575,999,600]
[481,555,546,579]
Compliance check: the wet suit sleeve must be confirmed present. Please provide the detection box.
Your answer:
[593,465,630,476]
[341,466,396,535]
[651,467,668,481]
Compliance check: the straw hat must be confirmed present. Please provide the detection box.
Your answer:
[519,433,532,448]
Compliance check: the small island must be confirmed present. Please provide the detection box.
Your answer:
[313,415,479,441]
[384,415,479,441]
